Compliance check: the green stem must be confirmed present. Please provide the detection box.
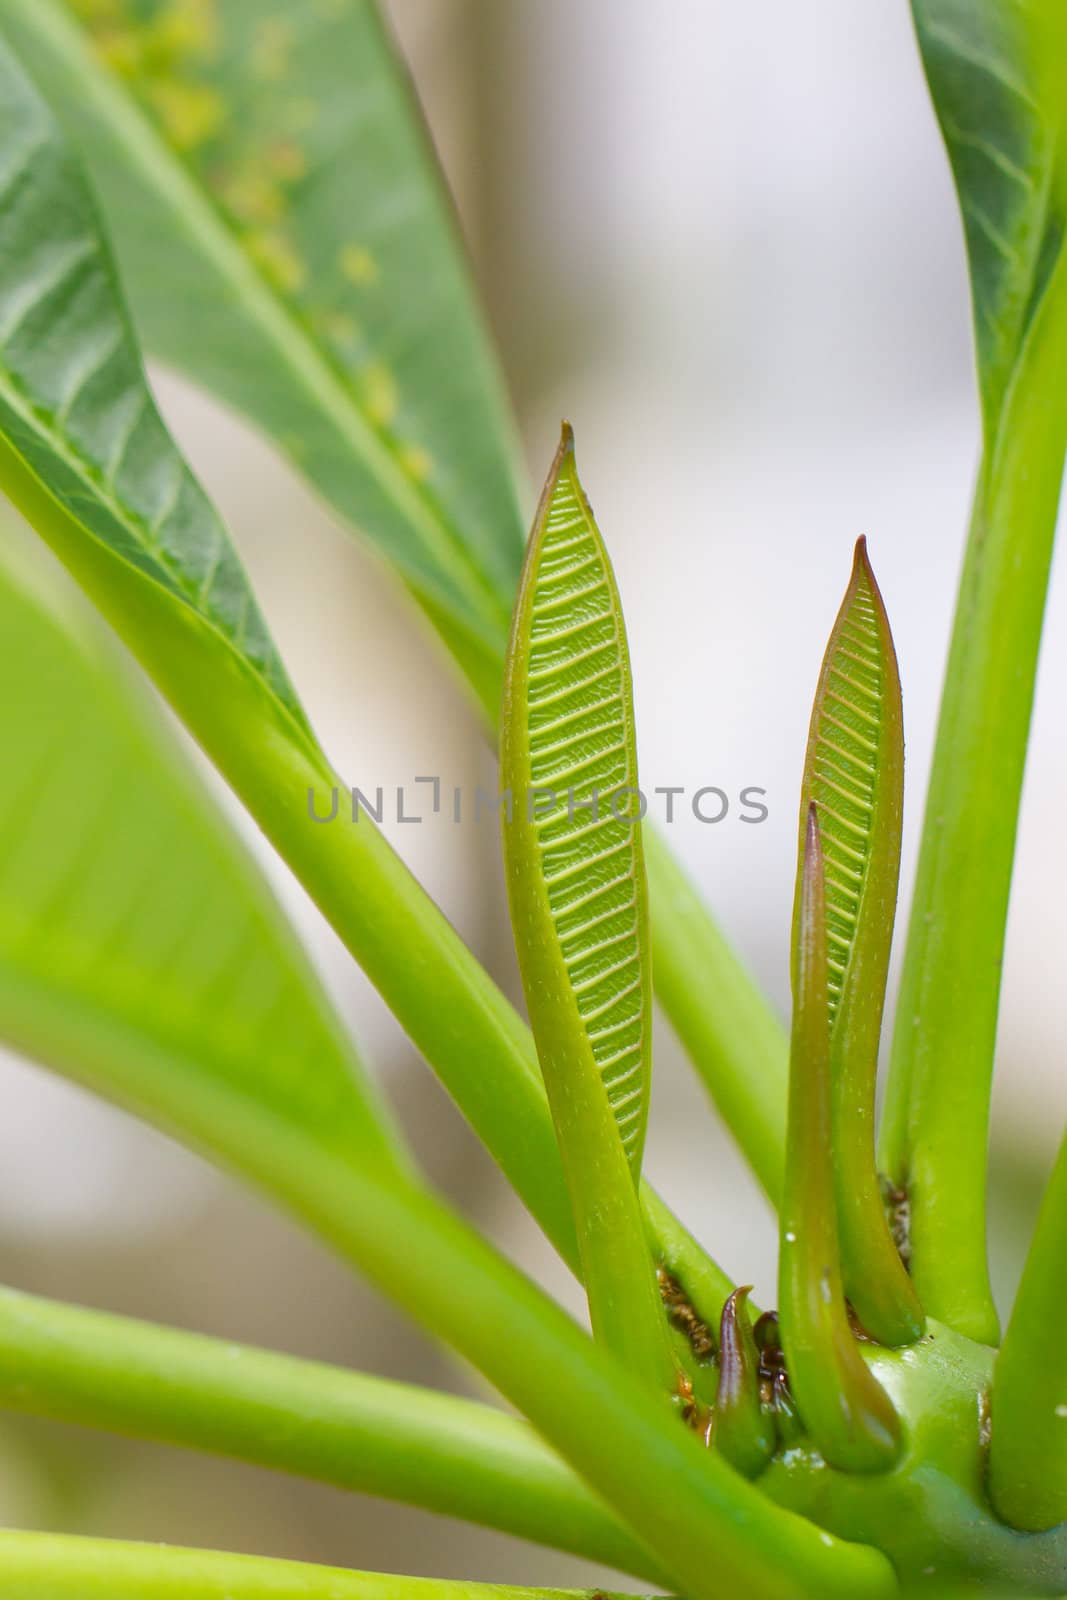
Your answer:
[643,827,788,1206]
[264,1136,896,1600]
[779,807,899,1474]
[0,1532,638,1600]
[0,1285,659,1581]
[989,1131,1067,1532]
[880,253,1067,1345]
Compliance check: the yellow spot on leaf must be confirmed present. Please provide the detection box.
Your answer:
[214,167,286,226]
[363,363,398,426]
[266,142,308,182]
[399,444,433,483]
[251,18,292,81]
[340,244,379,286]
[93,26,144,76]
[147,79,227,150]
[314,310,360,347]
[70,0,124,22]
[246,229,306,293]
[151,0,220,62]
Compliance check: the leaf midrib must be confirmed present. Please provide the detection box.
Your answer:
[0,356,319,761]
[14,0,511,646]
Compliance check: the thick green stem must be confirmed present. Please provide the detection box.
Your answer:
[0,1532,636,1600]
[263,1135,896,1600]
[989,1132,1067,1531]
[643,827,788,1206]
[0,1285,659,1581]
[881,256,1067,1345]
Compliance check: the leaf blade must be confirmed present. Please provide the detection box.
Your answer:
[0,538,406,1187]
[0,29,308,739]
[1,0,523,718]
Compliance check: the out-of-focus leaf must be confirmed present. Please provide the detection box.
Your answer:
[882,0,1067,1343]
[796,539,922,1347]
[501,427,673,1389]
[779,805,900,1475]
[0,538,405,1186]
[0,0,524,720]
[0,29,311,750]
[0,34,737,1327]
[0,0,794,1206]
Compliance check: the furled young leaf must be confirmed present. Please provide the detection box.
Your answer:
[710,1288,774,1478]
[796,539,922,1348]
[0,539,405,1186]
[0,0,523,722]
[501,426,675,1390]
[881,0,1067,1343]
[779,806,900,1474]
[989,1129,1067,1531]
[0,0,792,1207]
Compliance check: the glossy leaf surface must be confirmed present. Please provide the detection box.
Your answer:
[501,427,672,1388]
[1,0,523,720]
[797,539,921,1346]
[0,539,404,1185]
[882,0,1067,1342]
[779,806,900,1474]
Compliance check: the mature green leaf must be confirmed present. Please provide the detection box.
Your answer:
[881,0,1067,1343]
[501,427,674,1390]
[0,0,523,721]
[0,29,308,741]
[0,0,793,1205]
[989,1129,1067,1531]
[914,0,1067,429]
[796,540,921,1347]
[0,539,405,1185]
[779,805,900,1474]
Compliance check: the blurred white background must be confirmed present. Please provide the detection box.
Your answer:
[0,0,1064,1580]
